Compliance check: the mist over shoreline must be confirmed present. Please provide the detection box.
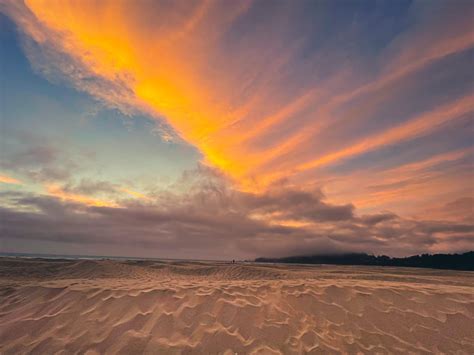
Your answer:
[256,251,474,271]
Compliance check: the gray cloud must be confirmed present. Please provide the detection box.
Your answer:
[240,189,354,222]
[359,212,398,226]
[0,132,79,182]
[62,179,119,196]
[1,167,472,260]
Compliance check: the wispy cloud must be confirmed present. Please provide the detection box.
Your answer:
[5,0,472,188]
[295,94,473,173]
[0,174,22,185]
[317,147,474,218]
[1,0,472,257]
[45,184,117,207]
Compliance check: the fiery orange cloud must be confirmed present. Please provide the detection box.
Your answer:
[6,0,474,192]
[248,93,474,188]
[213,27,474,186]
[0,174,22,185]
[19,0,256,176]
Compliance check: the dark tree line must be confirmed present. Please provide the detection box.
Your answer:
[255,251,474,271]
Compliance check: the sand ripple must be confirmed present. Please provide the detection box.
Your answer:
[1,258,473,354]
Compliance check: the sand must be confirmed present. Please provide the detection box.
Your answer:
[0,258,473,354]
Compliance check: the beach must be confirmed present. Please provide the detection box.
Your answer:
[1,258,473,354]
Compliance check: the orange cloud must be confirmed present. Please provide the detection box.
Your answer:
[322,147,474,217]
[5,0,474,193]
[45,184,116,207]
[297,94,474,171]
[119,187,151,201]
[0,174,22,185]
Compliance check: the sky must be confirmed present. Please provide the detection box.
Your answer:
[0,0,473,260]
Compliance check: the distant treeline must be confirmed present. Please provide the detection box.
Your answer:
[255,251,474,271]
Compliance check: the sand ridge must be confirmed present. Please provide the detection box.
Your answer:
[1,258,473,354]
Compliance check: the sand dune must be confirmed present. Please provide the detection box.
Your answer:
[1,258,473,354]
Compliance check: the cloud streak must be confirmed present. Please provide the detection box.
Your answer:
[3,0,472,187]
[1,0,472,258]
[0,174,22,185]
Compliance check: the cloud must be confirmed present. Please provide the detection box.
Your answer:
[45,184,117,207]
[3,0,473,189]
[47,180,152,205]
[61,179,118,196]
[0,174,22,185]
[360,213,398,226]
[1,168,472,259]
[240,188,354,223]
[1,1,472,258]
[308,147,474,217]
[293,94,474,173]
[0,132,79,183]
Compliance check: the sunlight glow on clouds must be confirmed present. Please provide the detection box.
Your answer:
[0,174,22,185]
[0,0,473,258]
[4,0,472,191]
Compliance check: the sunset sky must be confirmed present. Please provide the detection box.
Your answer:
[1,0,473,260]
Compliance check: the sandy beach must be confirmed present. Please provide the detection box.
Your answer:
[1,258,473,354]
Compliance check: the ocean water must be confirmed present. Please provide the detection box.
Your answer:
[0,251,226,263]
